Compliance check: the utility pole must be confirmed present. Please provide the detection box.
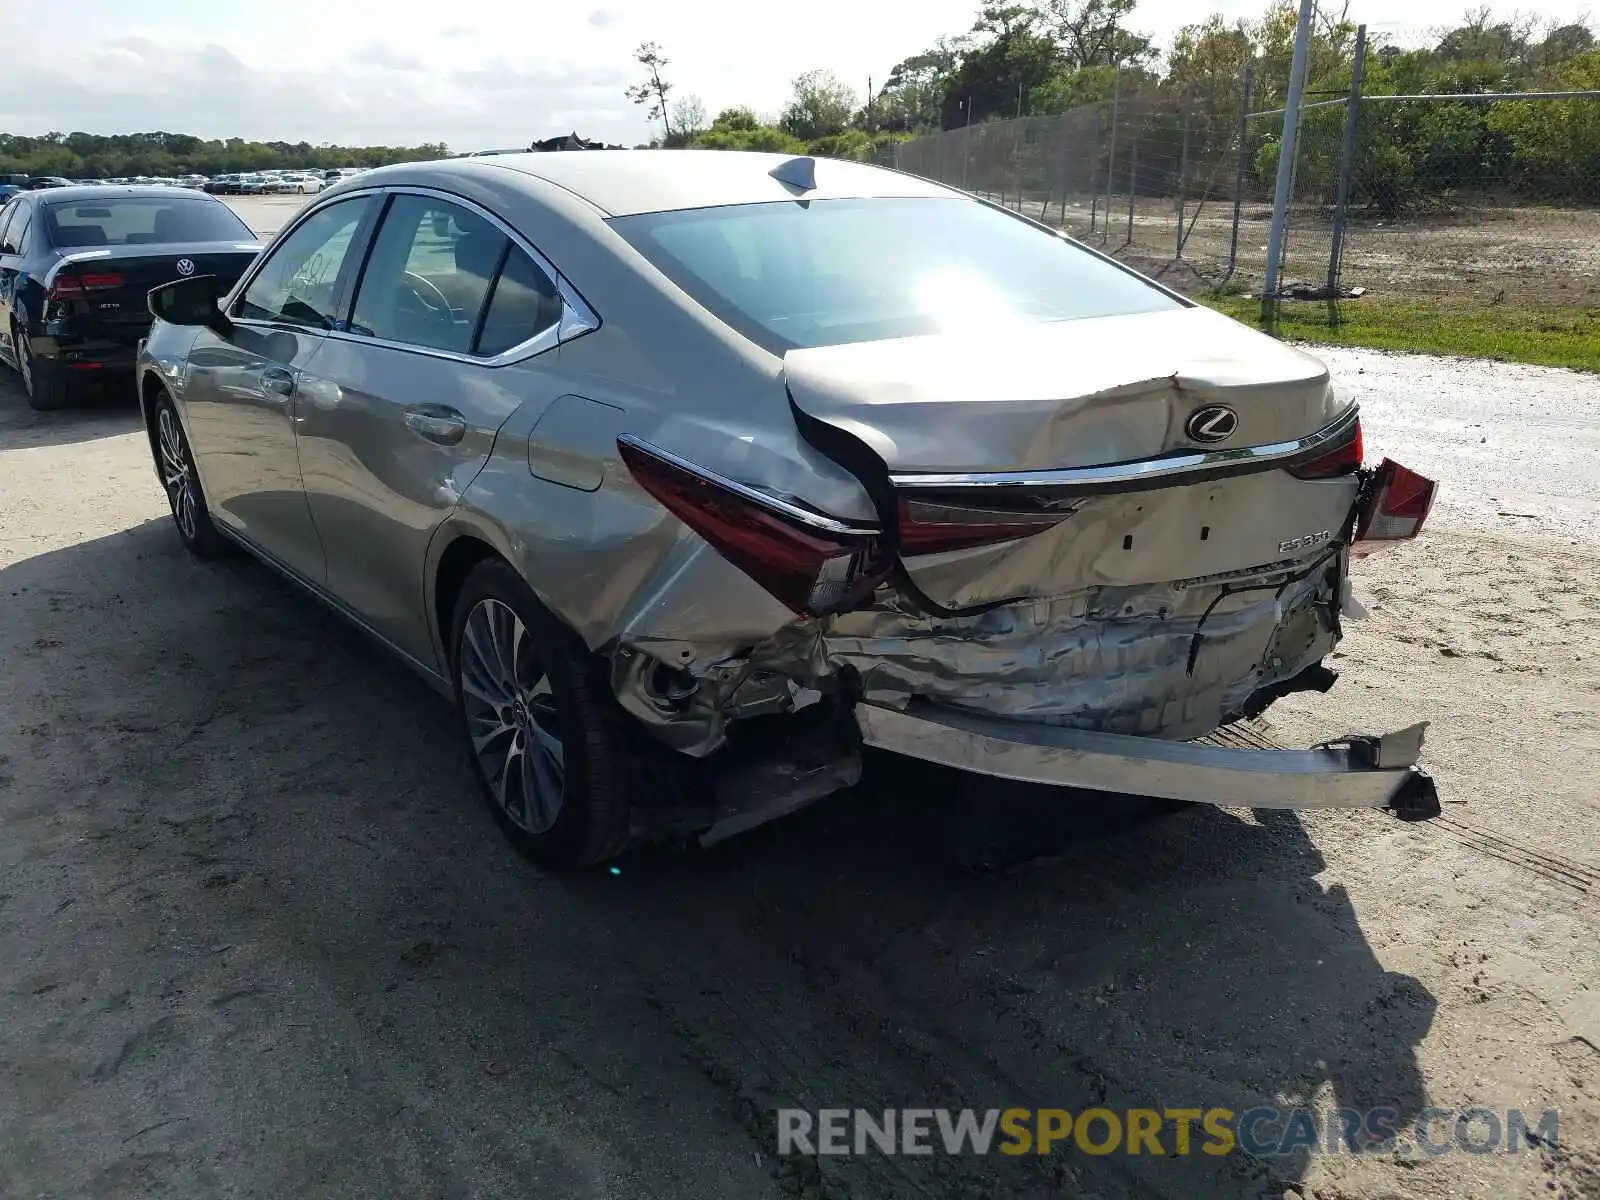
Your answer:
[1262,0,1316,318]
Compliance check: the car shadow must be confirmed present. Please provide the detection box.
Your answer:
[0,373,143,448]
[0,520,1436,1200]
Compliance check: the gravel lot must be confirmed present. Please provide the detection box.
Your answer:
[1,202,1597,1199]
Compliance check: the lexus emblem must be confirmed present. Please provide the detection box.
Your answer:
[1185,405,1238,444]
[175,259,196,277]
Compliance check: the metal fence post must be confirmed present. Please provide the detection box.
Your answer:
[1176,86,1192,259]
[1263,0,1317,314]
[1127,134,1139,245]
[1225,63,1255,287]
[1103,71,1122,241]
[1056,118,1071,227]
[1090,108,1104,231]
[1326,24,1368,296]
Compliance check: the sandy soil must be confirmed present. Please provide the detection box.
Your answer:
[0,337,1597,1198]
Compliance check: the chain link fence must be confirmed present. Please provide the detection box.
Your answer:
[880,64,1600,312]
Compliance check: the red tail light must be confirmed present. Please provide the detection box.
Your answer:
[897,496,1073,555]
[1287,417,1363,479]
[48,270,127,301]
[618,436,885,616]
[1356,458,1436,542]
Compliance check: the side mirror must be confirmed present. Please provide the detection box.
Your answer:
[149,275,231,334]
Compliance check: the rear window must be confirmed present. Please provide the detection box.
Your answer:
[42,197,253,249]
[609,196,1182,353]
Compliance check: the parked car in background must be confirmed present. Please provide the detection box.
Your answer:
[135,152,1441,869]
[0,185,263,409]
[178,175,208,190]
[27,176,72,190]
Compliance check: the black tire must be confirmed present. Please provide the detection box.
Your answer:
[150,390,227,557]
[14,323,67,411]
[450,559,642,869]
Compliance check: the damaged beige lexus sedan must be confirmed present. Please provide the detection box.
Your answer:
[137,150,1441,867]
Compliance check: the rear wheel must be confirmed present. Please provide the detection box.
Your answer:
[152,391,226,557]
[13,324,66,411]
[451,559,641,869]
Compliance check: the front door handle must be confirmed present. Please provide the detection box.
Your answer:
[260,366,295,399]
[404,404,467,446]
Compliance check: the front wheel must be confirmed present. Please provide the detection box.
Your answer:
[451,559,643,869]
[152,391,226,557]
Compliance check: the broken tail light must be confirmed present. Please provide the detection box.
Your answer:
[1356,458,1436,543]
[617,435,886,616]
[1287,417,1363,480]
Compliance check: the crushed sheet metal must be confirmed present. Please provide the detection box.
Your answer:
[856,701,1430,810]
[746,562,1341,741]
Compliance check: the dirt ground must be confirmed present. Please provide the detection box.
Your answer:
[2,266,1599,1196]
[980,187,1600,307]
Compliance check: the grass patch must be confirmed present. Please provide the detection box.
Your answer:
[1203,295,1600,373]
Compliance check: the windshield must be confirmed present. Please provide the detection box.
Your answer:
[42,197,254,249]
[609,196,1182,353]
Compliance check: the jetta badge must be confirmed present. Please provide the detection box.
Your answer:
[1185,404,1238,444]
[175,259,196,277]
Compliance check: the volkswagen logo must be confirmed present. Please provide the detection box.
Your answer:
[175,259,196,277]
[1185,405,1239,444]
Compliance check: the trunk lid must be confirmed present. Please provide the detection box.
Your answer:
[784,306,1361,612]
[783,306,1342,474]
[49,242,261,333]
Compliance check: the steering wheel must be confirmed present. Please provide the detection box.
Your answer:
[402,270,454,317]
[394,270,458,339]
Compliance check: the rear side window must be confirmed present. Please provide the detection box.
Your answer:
[43,198,252,249]
[8,209,32,255]
[350,196,504,354]
[349,195,561,357]
[476,246,562,357]
[0,201,17,253]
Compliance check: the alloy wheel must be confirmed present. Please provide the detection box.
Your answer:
[157,406,198,541]
[17,330,33,398]
[458,598,566,834]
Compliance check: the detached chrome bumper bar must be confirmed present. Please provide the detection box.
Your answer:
[855,702,1441,820]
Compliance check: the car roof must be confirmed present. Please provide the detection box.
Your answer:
[35,185,220,205]
[473,149,955,217]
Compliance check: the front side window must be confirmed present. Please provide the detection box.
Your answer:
[236,196,373,328]
[349,196,507,354]
[0,201,18,253]
[609,196,1183,354]
[42,198,253,249]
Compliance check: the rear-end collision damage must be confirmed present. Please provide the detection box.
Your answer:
[597,371,1440,840]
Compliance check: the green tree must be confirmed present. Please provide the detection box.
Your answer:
[625,42,675,140]
[780,69,857,140]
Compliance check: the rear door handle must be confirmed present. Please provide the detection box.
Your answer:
[404,404,467,446]
[260,366,295,399]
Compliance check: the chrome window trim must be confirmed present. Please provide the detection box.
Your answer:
[890,405,1361,494]
[223,184,601,367]
[617,434,879,537]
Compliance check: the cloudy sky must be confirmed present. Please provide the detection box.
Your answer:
[0,0,1588,150]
